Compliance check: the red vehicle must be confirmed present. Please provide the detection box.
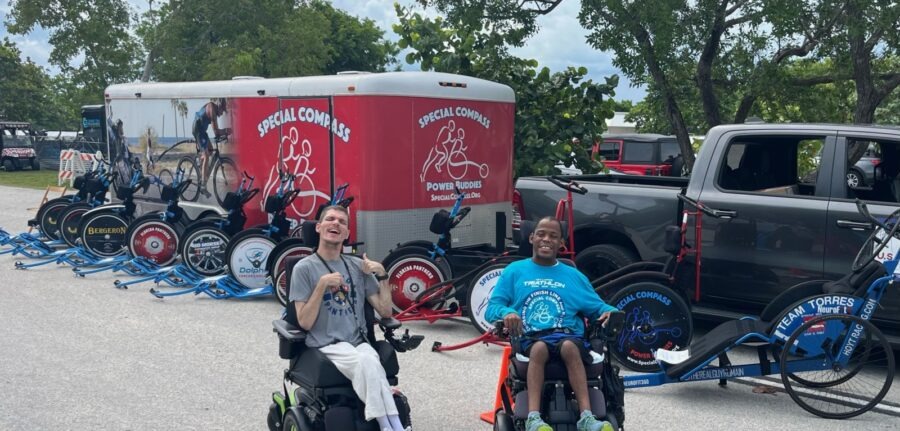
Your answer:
[591,133,683,176]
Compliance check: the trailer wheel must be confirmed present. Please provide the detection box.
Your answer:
[575,244,639,283]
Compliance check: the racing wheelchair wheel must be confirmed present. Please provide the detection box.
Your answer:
[78,208,129,257]
[267,238,313,306]
[467,263,509,334]
[126,213,181,266]
[780,314,894,419]
[383,245,452,314]
[36,197,72,240]
[180,220,231,276]
[58,202,92,247]
[225,228,277,289]
[608,281,692,372]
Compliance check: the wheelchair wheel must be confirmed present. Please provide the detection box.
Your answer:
[780,314,894,419]
[225,228,277,289]
[78,208,129,257]
[126,213,181,265]
[282,408,313,431]
[58,202,92,247]
[180,220,230,276]
[383,246,452,313]
[467,263,509,334]
[37,197,72,240]
[267,238,313,306]
[493,411,514,431]
[608,282,692,372]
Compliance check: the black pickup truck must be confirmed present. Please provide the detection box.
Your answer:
[514,123,900,345]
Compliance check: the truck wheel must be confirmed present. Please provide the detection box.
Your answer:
[2,159,13,171]
[13,158,22,170]
[575,244,639,283]
[30,158,40,170]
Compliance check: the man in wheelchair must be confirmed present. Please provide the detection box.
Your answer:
[270,205,419,431]
[487,217,619,431]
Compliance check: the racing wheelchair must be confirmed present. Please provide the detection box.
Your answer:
[491,312,627,431]
[267,254,424,431]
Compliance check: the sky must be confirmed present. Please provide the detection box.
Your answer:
[0,0,646,102]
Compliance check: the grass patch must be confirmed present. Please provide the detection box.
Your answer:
[0,168,61,190]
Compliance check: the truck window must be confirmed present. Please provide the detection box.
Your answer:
[660,140,680,161]
[622,141,654,163]
[598,141,620,161]
[718,135,825,195]
[842,138,899,204]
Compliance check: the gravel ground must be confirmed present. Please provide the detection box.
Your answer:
[0,184,897,431]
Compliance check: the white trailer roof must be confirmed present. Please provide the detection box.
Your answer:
[105,71,515,103]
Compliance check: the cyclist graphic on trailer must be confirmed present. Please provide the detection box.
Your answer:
[192,98,227,198]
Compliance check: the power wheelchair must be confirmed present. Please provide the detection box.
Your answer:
[267,250,425,431]
[492,312,627,431]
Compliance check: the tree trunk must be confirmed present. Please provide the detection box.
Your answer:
[696,1,728,128]
[141,46,158,83]
[633,26,695,168]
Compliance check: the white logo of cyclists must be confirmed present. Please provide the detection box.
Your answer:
[420,120,489,182]
[262,126,331,219]
[522,290,565,332]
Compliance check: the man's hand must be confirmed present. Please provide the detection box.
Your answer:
[503,312,523,336]
[597,311,612,326]
[362,253,387,278]
[319,272,344,294]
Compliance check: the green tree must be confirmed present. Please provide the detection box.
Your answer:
[0,38,72,129]
[394,4,616,177]
[142,0,398,81]
[6,0,141,99]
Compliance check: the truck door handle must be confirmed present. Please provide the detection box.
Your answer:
[711,209,738,219]
[836,220,872,230]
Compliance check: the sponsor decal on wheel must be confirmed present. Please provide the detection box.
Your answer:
[184,230,229,276]
[388,256,445,312]
[469,266,505,333]
[130,221,178,265]
[230,238,275,289]
[81,214,128,257]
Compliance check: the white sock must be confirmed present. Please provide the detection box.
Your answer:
[388,414,405,431]
[376,416,391,431]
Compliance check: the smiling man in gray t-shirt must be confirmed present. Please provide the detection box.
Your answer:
[289,205,408,431]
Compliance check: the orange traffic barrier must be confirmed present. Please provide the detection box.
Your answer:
[480,344,513,424]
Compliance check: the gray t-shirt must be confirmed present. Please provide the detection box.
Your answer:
[288,253,379,348]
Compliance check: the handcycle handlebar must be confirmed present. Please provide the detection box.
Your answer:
[549,175,588,195]
[677,193,737,219]
[241,188,260,204]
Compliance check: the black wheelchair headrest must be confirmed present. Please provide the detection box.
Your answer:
[429,209,452,235]
[663,224,681,255]
[160,184,179,202]
[116,185,135,201]
[301,220,318,245]
[221,191,241,211]
[264,195,283,214]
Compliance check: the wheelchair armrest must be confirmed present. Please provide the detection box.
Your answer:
[379,316,402,330]
[272,319,307,343]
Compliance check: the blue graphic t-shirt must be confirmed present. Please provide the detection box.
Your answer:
[485,259,617,336]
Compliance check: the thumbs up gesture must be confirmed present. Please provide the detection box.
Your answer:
[362,253,387,278]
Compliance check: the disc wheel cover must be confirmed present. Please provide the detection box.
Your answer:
[129,221,179,265]
[388,256,448,312]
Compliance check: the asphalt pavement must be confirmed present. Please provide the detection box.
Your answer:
[0,184,897,430]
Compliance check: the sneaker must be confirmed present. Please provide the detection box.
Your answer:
[576,412,613,431]
[199,187,211,198]
[525,414,553,431]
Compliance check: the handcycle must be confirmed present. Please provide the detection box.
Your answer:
[13,160,149,270]
[146,169,303,300]
[177,131,238,207]
[95,171,258,290]
[266,254,424,431]
[600,199,897,420]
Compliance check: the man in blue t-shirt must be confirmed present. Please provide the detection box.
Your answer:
[486,216,617,431]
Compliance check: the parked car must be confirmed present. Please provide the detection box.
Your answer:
[592,133,685,176]
[845,143,880,188]
[0,121,40,171]
[516,123,900,347]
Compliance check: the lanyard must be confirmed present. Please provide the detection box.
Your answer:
[315,252,366,341]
